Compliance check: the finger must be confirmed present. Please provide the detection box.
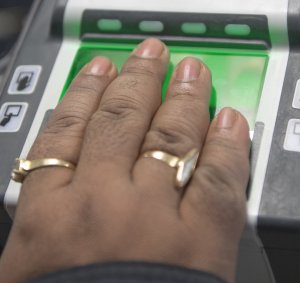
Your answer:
[134,57,211,204]
[78,38,169,180]
[182,108,250,234]
[22,57,117,193]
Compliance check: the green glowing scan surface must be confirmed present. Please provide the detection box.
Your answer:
[61,42,268,130]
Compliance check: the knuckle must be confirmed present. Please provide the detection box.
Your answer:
[167,65,211,102]
[171,83,199,99]
[205,136,239,152]
[122,60,159,81]
[114,76,139,91]
[169,85,210,116]
[67,86,99,98]
[144,121,197,154]
[45,109,88,135]
[111,76,160,106]
[68,74,104,95]
[149,126,185,145]
[96,96,144,121]
[28,107,88,159]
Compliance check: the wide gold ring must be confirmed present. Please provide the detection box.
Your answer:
[11,158,76,183]
[142,148,199,189]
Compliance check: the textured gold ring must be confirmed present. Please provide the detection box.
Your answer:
[11,158,75,183]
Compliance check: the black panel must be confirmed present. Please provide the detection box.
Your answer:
[81,10,271,50]
[51,0,68,38]
[287,0,300,49]
[264,249,300,283]
[0,0,67,249]
[258,1,300,282]
[0,1,33,8]
[0,2,34,59]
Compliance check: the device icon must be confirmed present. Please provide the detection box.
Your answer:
[0,103,28,132]
[0,105,23,127]
[0,114,13,127]
[16,72,34,91]
[8,65,42,95]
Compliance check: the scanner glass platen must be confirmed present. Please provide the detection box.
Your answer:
[61,42,268,130]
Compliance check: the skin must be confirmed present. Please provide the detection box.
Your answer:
[0,38,250,283]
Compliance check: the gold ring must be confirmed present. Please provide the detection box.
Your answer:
[11,158,76,183]
[142,148,199,188]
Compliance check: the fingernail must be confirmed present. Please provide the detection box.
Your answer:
[133,38,165,58]
[216,108,237,129]
[85,57,112,76]
[176,57,202,82]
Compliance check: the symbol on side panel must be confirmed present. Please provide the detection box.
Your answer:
[0,105,22,127]
[8,65,42,94]
[0,113,13,126]
[17,71,34,91]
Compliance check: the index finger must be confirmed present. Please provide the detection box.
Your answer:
[21,57,117,193]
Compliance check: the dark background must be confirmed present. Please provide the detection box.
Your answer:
[0,0,33,254]
[0,0,33,85]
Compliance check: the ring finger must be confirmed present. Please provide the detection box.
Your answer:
[134,57,212,205]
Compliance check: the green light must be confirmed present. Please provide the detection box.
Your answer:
[97,19,122,31]
[139,21,164,33]
[61,42,268,130]
[224,24,251,36]
[181,23,207,34]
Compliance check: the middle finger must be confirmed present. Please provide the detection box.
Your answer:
[78,39,169,180]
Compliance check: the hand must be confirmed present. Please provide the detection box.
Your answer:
[0,38,250,283]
